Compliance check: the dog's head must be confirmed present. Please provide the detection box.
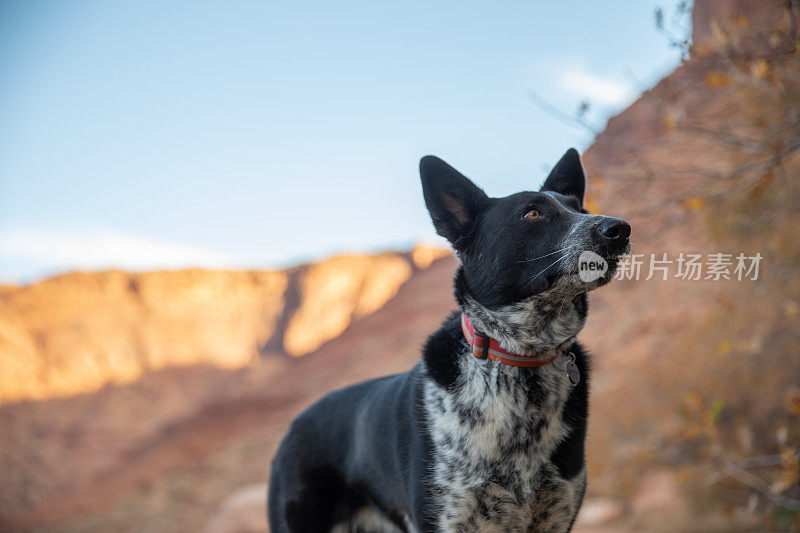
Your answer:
[420,149,630,309]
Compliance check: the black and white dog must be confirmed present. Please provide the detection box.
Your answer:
[268,149,631,532]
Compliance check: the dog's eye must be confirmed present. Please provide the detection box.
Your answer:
[523,209,541,221]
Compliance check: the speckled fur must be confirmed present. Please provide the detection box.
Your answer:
[460,280,586,355]
[423,291,588,532]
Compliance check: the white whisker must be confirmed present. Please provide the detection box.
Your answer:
[529,250,573,284]
[517,245,574,264]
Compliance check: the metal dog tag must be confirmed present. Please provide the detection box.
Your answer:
[565,352,580,385]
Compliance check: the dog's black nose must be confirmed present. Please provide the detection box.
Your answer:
[598,217,631,242]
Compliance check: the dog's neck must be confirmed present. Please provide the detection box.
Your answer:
[456,270,587,355]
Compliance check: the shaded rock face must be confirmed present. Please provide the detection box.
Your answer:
[692,0,789,55]
[577,0,800,519]
[0,252,417,403]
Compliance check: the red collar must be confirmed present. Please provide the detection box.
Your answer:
[460,313,561,368]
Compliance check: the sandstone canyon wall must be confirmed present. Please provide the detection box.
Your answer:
[0,249,449,403]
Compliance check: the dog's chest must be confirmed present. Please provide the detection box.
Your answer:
[423,354,582,532]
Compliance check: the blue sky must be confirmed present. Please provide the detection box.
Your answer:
[0,1,688,283]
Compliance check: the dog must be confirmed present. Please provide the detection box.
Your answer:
[268,148,631,532]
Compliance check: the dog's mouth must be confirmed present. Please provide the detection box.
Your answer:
[529,240,631,297]
[606,242,632,267]
[561,241,631,290]
[599,247,630,281]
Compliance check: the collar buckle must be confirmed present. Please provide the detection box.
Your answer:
[472,331,490,359]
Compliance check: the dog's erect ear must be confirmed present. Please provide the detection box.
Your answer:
[420,155,488,248]
[540,148,586,204]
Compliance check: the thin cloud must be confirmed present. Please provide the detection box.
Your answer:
[0,227,236,275]
[558,68,635,107]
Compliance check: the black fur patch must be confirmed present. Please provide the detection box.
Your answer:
[284,465,348,531]
[550,343,591,480]
[421,311,463,390]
